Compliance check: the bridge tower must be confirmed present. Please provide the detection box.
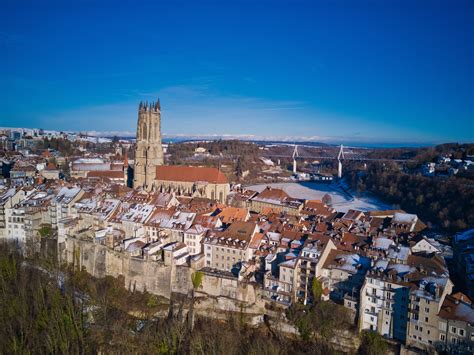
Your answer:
[292,145,299,174]
[337,144,344,178]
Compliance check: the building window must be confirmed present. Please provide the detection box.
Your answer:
[440,334,445,341]
[451,327,457,334]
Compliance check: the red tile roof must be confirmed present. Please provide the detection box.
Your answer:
[217,207,249,224]
[254,187,290,201]
[155,165,228,184]
[439,295,474,324]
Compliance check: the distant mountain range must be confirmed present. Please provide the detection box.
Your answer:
[1,126,436,148]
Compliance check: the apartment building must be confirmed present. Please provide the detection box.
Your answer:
[359,271,410,343]
[203,221,260,273]
[295,238,336,304]
[406,277,453,349]
[437,294,474,353]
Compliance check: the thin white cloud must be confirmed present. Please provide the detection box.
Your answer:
[31,84,444,144]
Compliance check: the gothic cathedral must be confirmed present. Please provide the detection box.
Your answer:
[133,100,164,190]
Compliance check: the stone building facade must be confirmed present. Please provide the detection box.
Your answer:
[247,187,303,215]
[133,100,164,190]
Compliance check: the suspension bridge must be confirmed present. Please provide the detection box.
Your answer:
[263,144,414,177]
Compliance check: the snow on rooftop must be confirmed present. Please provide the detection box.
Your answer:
[387,246,410,261]
[334,253,371,273]
[374,237,394,250]
[186,224,206,234]
[375,259,389,271]
[259,157,274,166]
[56,187,81,203]
[0,188,17,205]
[388,263,414,275]
[280,258,297,268]
[75,198,97,212]
[153,210,196,230]
[73,158,105,164]
[451,300,474,324]
[247,182,391,212]
[393,212,418,224]
[121,203,155,224]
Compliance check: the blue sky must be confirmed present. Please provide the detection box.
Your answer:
[0,0,473,145]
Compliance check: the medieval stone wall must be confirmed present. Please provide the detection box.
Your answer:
[59,237,264,312]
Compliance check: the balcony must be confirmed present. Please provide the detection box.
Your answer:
[364,309,378,317]
[366,291,385,301]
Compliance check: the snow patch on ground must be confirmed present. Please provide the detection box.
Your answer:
[246,182,392,213]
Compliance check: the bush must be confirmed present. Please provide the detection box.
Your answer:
[358,330,388,355]
[38,224,52,238]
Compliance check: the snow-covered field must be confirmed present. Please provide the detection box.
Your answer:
[246,182,392,213]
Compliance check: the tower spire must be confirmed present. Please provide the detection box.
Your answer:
[133,98,164,190]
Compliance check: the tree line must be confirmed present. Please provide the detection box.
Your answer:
[346,162,474,231]
[0,242,393,354]
[0,243,339,354]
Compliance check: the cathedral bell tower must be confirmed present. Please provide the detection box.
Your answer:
[133,100,164,190]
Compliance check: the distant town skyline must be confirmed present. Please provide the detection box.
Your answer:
[1,0,473,144]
